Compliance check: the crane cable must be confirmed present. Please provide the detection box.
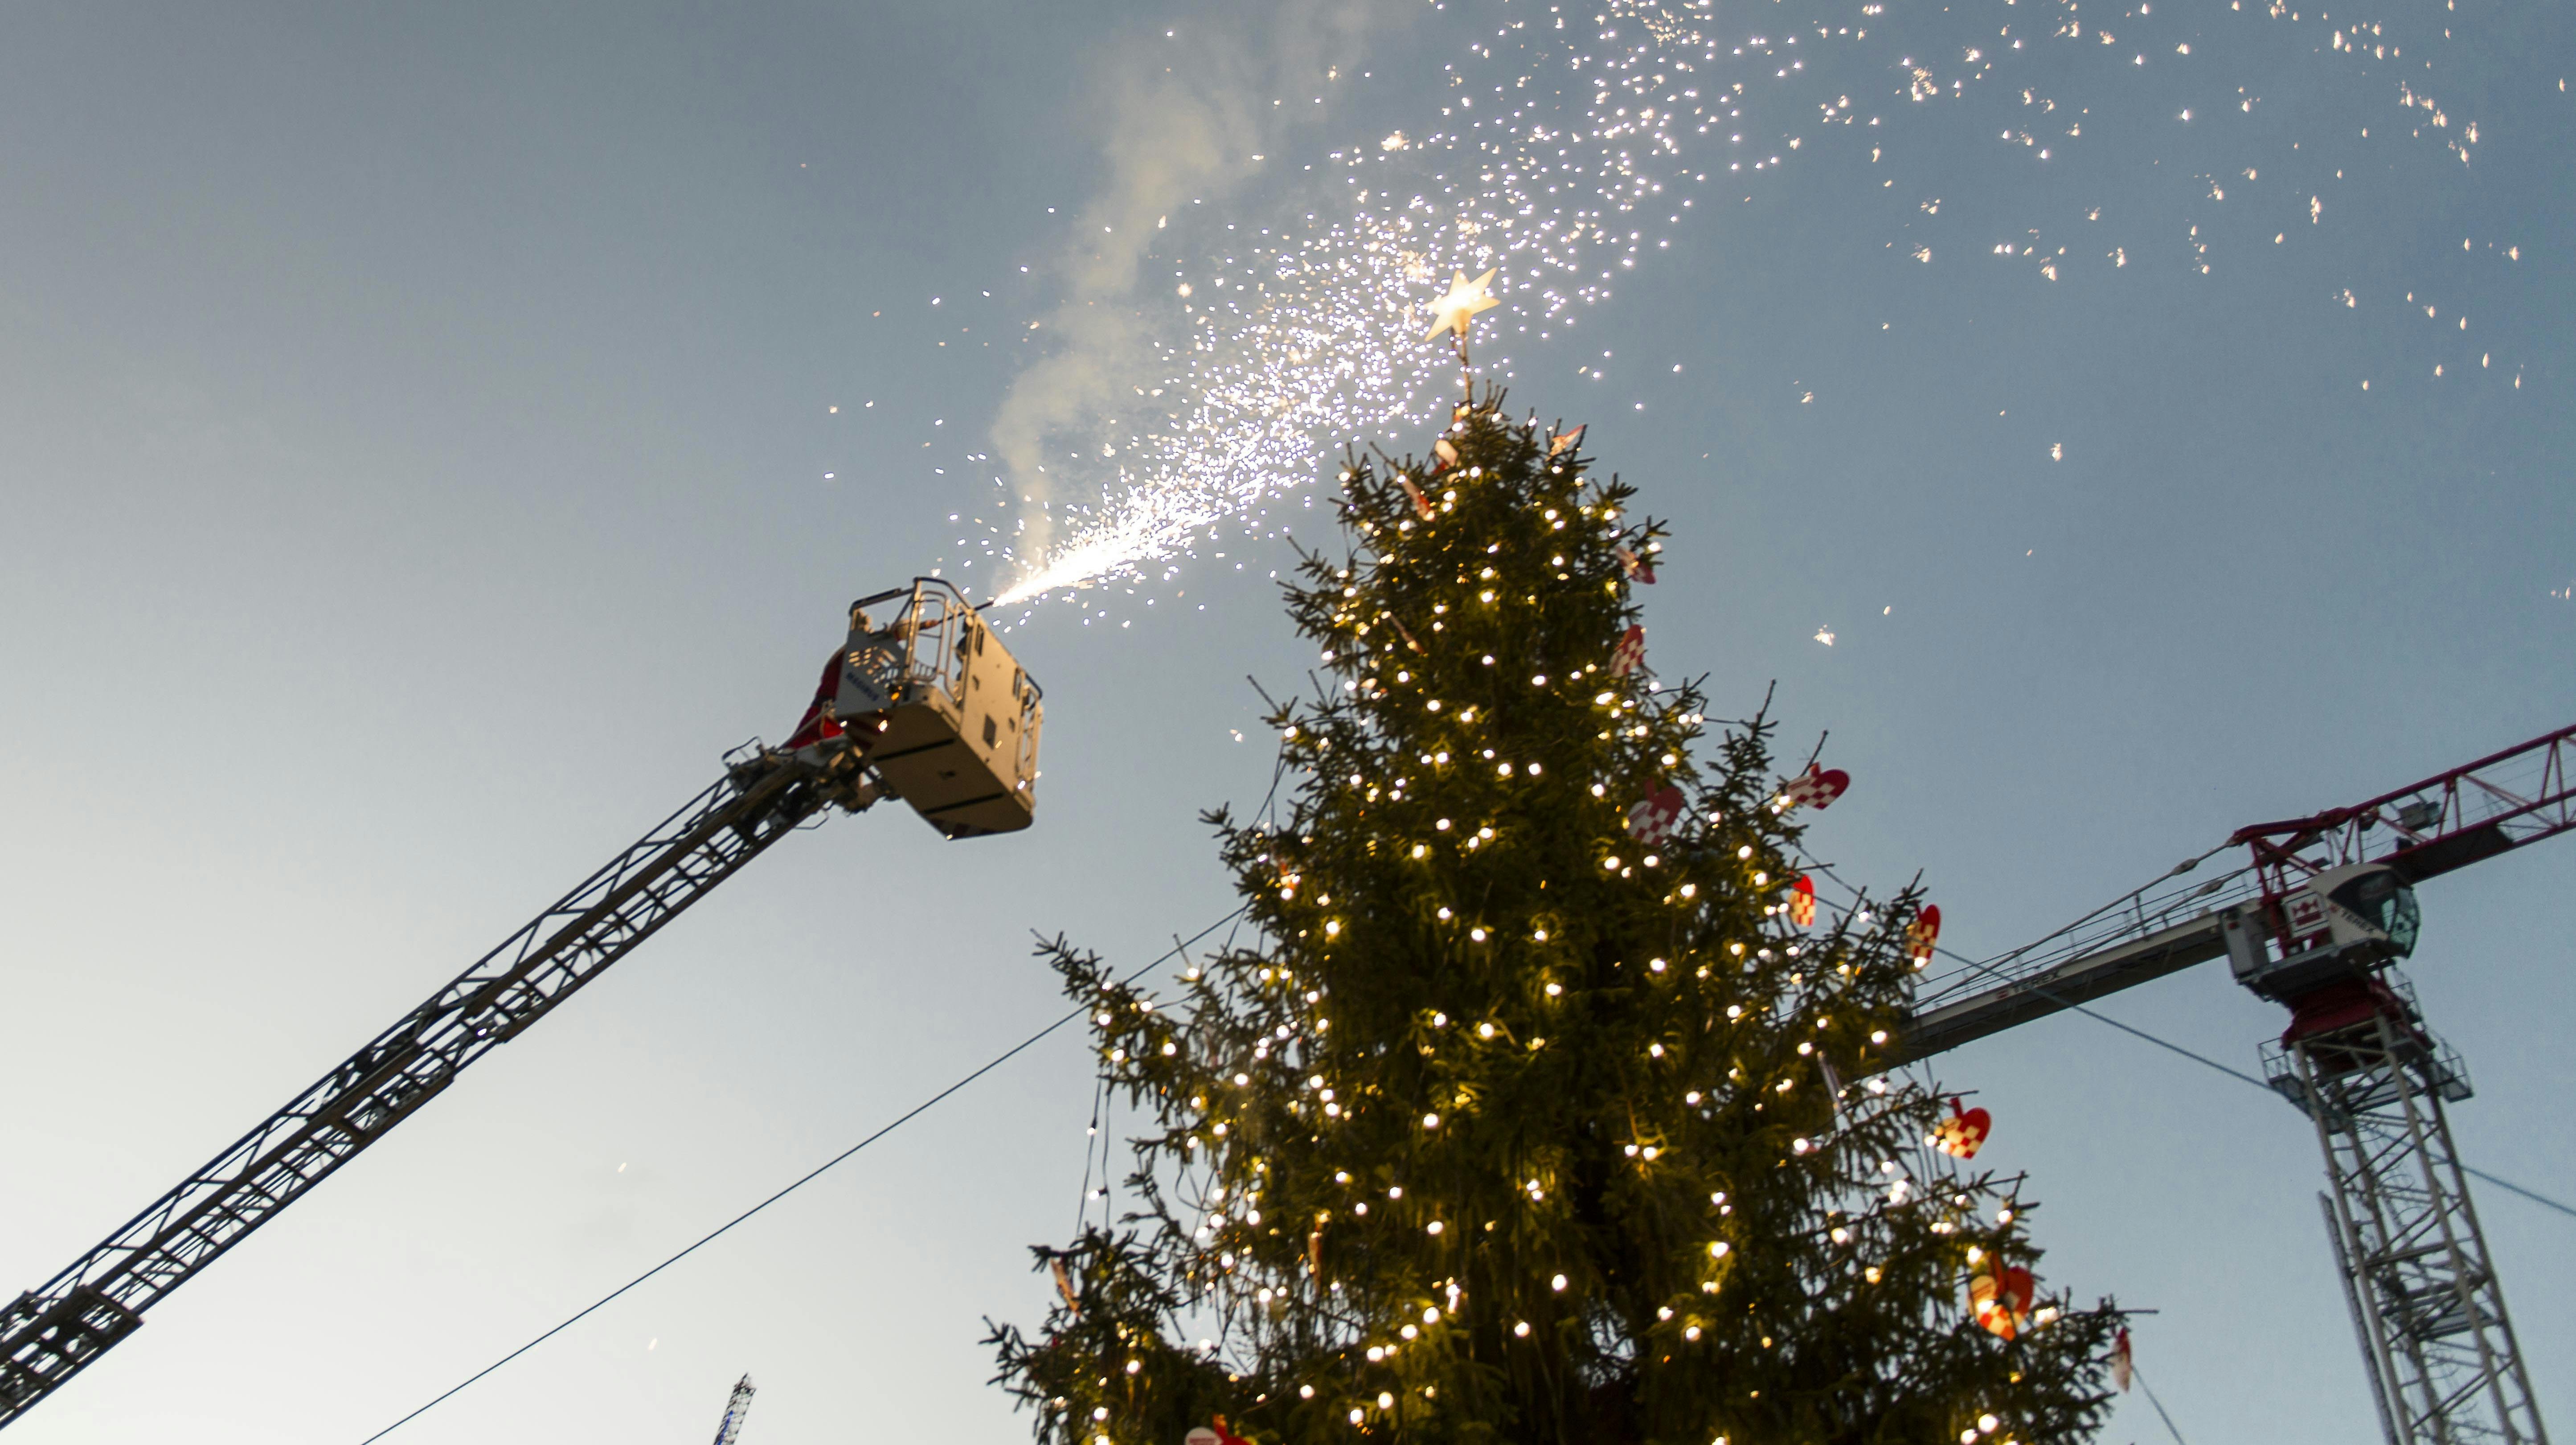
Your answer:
[1798,860,2576,1224]
[357,903,1253,1445]
[360,842,2568,1440]
[365,739,1305,1443]
[2129,1365,2194,1445]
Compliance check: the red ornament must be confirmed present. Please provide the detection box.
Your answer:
[1970,1263,2036,1339]
[2111,1327,2134,1392]
[1776,763,1850,813]
[1786,875,1816,929]
[1188,1416,1251,1445]
[1608,624,1647,677]
[1614,544,1657,584]
[1398,476,1435,520]
[1932,1097,1991,1159]
[1904,904,1942,965]
[1627,785,1687,846]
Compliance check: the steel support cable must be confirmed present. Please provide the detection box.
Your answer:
[358,797,2569,1437]
[1796,861,2576,1224]
[2130,1365,2195,1445]
[357,903,1253,1444]
[1955,840,2237,976]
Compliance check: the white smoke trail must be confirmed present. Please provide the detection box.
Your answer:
[991,0,1405,572]
[981,0,2505,610]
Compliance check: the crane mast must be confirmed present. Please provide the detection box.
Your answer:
[0,580,1042,1430]
[2276,986,2538,1445]
[1899,722,2571,1445]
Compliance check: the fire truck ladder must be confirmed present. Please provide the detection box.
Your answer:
[1899,722,2573,1445]
[0,749,833,1428]
[0,577,1045,1431]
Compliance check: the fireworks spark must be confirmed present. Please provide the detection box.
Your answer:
[958,0,2505,614]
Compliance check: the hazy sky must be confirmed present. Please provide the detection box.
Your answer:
[2,3,2569,1443]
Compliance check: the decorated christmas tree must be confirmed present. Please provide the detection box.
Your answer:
[990,367,2122,1443]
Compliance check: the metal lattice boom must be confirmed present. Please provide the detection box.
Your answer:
[1902,721,2576,1060]
[1887,724,2570,1442]
[0,578,1046,1433]
[0,749,834,1426]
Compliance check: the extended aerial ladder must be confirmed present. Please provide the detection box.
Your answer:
[1899,722,2573,1445]
[0,580,1042,1430]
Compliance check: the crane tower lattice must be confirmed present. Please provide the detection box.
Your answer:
[1898,722,2572,1445]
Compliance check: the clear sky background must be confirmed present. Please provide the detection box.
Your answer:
[1,3,2569,1443]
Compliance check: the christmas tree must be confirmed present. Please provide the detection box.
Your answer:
[989,384,2123,1445]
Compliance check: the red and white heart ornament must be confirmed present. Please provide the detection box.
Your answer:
[1608,624,1647,678]
[1931,1097,1990,1159]
[1627,785,1687,846]
[1775,763,1850,813]
[1785,875,1816,929]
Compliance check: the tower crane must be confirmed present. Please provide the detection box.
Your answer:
[1900,722,2572,1445]
[0,580,1042,1431]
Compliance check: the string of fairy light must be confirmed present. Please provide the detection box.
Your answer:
[941,0,2510,617]
[1065,661,2576,1443]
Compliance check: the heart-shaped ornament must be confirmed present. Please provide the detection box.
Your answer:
[1627,785,1687,846]
[1777,764,1851,813]
[1608,624,1647,677]
[1932,1097,1991,1159]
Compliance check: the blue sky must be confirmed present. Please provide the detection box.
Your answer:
[1,2,2568,1442]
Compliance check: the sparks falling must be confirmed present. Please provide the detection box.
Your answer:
[969,0,2501,614]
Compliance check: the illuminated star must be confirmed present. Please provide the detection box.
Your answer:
[1424,268,1501,342]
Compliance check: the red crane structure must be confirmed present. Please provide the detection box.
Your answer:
[1902,723,2573,1445]
[0,581,1043,1431]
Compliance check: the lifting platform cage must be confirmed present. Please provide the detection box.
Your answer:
[831,577,1043,838]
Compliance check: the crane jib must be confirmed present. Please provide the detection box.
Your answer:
[1885,721,2572,1442]
[1900,720,2576,1064]
[1898,913,2235,1060]
[2380,820,2516,884]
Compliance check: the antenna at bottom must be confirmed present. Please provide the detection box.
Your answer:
[711,1375,756,1445]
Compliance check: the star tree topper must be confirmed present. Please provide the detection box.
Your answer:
[1423,267,1499,344]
